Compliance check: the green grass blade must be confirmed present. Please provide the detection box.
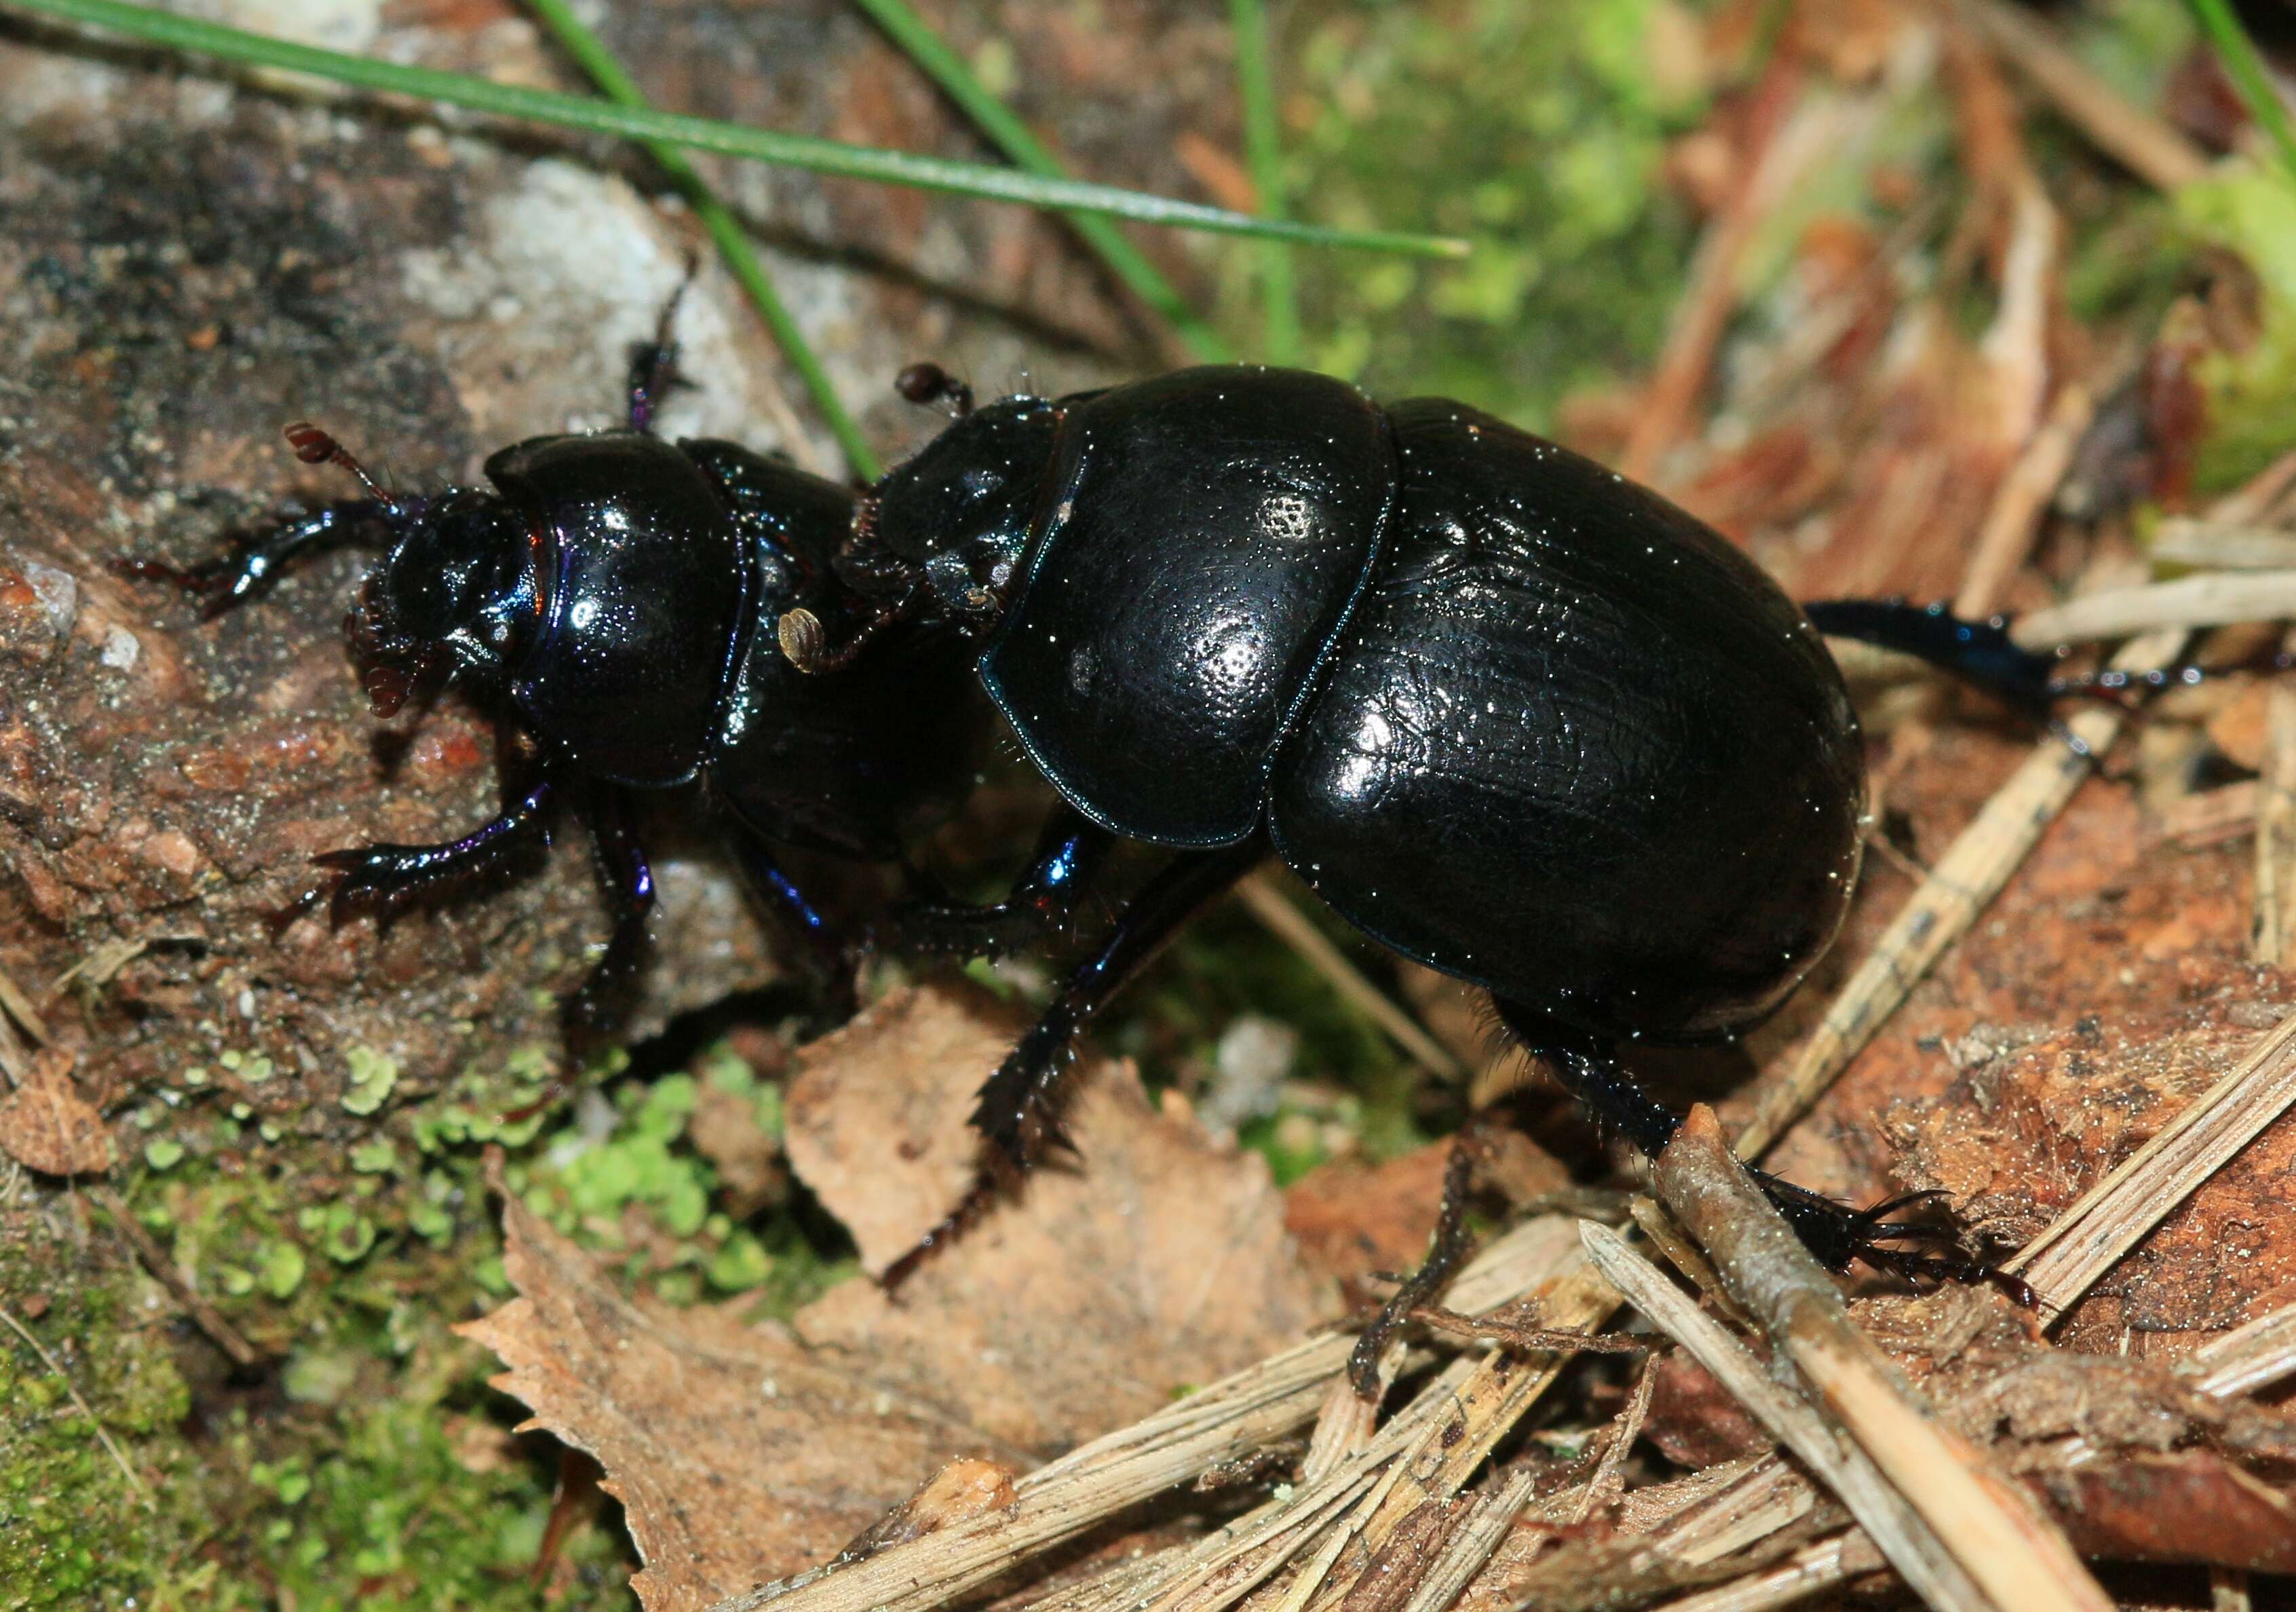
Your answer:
[6,0,1467,257]
[2188,0,2296,184]
[1228,0,1297,366]
[847,0,1227,361]
[524,0,879,478]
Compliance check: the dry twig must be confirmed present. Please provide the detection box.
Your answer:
[1952,383,2091,619]
[717,1216,1586,1612]
[1581,1218,1994,1612]
[2251,683,2296,963]
[88,1183,263,1370]
[2012,570,2296,647]
[1649,1109,2115,1612]
[0,1298,146,1501]
[1236,873,1462,1080]
[1959,0,2211,189]
[2151,519,2296,571]
[2179,1299,2296,1398]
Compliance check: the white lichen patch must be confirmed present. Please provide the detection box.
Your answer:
[401,158,827,464]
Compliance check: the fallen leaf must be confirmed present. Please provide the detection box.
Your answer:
[1285,1142,1453,1290]
[786,982,1335,1452]
[2037,1450,2296,1573]
[466,982,1331,1607]
[0,1049,113,1175]
[459,1189,1016,1611]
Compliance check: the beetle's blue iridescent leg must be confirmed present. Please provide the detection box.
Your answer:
[885,806,1120,960]
[1801,598,2065,711]
[881,836,1265,1290]
[296,780,558,931]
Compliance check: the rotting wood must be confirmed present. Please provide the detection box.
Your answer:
[1649,1108,2116,1612]
[2006,1008,2296,1318]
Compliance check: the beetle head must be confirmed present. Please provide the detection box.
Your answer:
[358,489,540,695]
[287,423,541,714]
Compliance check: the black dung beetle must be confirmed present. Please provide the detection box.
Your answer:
[124,334,980,1040]
[130,341,2045,1312]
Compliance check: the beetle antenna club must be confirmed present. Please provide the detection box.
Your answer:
[284,421,397,511]
[895,361,974,417]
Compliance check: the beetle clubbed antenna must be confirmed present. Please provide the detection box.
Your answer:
[284,421,396,510]
[895,362,974,417]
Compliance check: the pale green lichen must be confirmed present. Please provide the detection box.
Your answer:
[341,1045,400,1116]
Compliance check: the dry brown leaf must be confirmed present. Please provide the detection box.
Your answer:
[2036,1451,2296,1573]
[787,982,1333,1453]
[0,1048,113,1175]
[1284,1141,1454,1290]
[466,982,1331,1607]
[459,1191,1014,1611]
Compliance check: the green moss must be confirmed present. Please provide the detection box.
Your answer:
[1260,0,1699,427]
[2175,166,2296,492]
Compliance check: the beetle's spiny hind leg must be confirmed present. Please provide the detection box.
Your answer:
[1347,1139,1476,1398]
[879,837,1265,1290]
[1491,999,2033,1306]
[1801,598,2061,711]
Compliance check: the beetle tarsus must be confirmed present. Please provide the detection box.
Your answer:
[1496,1002,2028,1305]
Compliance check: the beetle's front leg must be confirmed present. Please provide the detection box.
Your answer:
[303,779,558,926]
[885,805,1120,961]
[881,836,1265,1288]
[117,499,394,619]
